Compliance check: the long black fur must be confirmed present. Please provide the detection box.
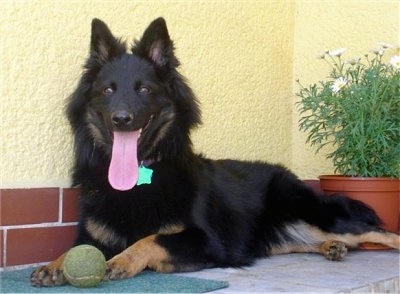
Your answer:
[66,17,383,272]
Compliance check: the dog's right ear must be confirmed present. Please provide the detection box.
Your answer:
[90,19,125,64]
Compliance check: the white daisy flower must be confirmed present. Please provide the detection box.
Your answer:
[377,42,394,49]
[390,55,400,69]
[345,58,361,66]
[328,48,346,57]
[370,48,384,56]
[331,77,348,93]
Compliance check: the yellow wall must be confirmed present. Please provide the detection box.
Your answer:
[1,1,295,187]
[1,1,398,188]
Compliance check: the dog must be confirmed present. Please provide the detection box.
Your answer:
[30,17,399,287]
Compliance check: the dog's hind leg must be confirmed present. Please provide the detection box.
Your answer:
[269,222,400,261]
[265,176,399,260]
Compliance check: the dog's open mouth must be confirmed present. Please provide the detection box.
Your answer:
[108,115,154,191]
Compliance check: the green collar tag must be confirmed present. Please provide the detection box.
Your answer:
[137,165,153,185]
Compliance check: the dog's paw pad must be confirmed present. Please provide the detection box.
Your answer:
[104,258,133,280]
[322,240,347,261]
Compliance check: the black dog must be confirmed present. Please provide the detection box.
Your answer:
[31,18,399,286]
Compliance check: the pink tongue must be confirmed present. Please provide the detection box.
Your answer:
[108,131,140,191]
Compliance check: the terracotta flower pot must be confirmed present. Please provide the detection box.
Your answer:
[319,175,400,249]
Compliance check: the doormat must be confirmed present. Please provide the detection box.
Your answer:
[0,267,229,293]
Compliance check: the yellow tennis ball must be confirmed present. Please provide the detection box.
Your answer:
[62,245,106,288]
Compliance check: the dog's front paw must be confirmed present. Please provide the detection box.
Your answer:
[321,240,348,261]
[104,255,138,280]
[30,265,66,287]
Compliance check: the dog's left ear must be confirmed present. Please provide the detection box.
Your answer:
[132,18,178,68]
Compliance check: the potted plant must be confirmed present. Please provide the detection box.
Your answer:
[296,43,400,237]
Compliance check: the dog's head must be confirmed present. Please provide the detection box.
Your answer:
[67,18,201,190]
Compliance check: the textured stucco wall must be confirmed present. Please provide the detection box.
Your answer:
[2,1,398,188]
[1,1,294,187]
[292,1,400,179]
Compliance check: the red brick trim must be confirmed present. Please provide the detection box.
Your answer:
[0,180,320,268]
[7,226,76,266]
[0,188,79,268]
[0,188,59,226]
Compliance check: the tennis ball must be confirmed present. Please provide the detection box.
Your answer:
[62,245,106,288]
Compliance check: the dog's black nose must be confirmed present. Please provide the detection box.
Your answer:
[111,111,134,127]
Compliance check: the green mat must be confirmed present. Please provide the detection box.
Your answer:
[0,268,228,293]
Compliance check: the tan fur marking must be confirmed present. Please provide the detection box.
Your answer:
[151,112,175,150]
[270,244,320,255]
[106,234,174,279]
[300,225,400,249]
[337,231,400,249]
[291,222,399,249]
[86,217,127,248]
[269,221,400,257]
[158,223,185,235]
[85,111,106,144]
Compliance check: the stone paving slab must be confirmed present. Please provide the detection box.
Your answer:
[177,250,400,293]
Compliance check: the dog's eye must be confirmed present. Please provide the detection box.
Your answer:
[103,87,114,95]
[138,86,151,95]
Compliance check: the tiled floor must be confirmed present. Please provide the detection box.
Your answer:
[177,250,400,293]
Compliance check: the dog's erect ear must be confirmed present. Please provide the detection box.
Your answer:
[132,18,178,68]
[90,19,125,64]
